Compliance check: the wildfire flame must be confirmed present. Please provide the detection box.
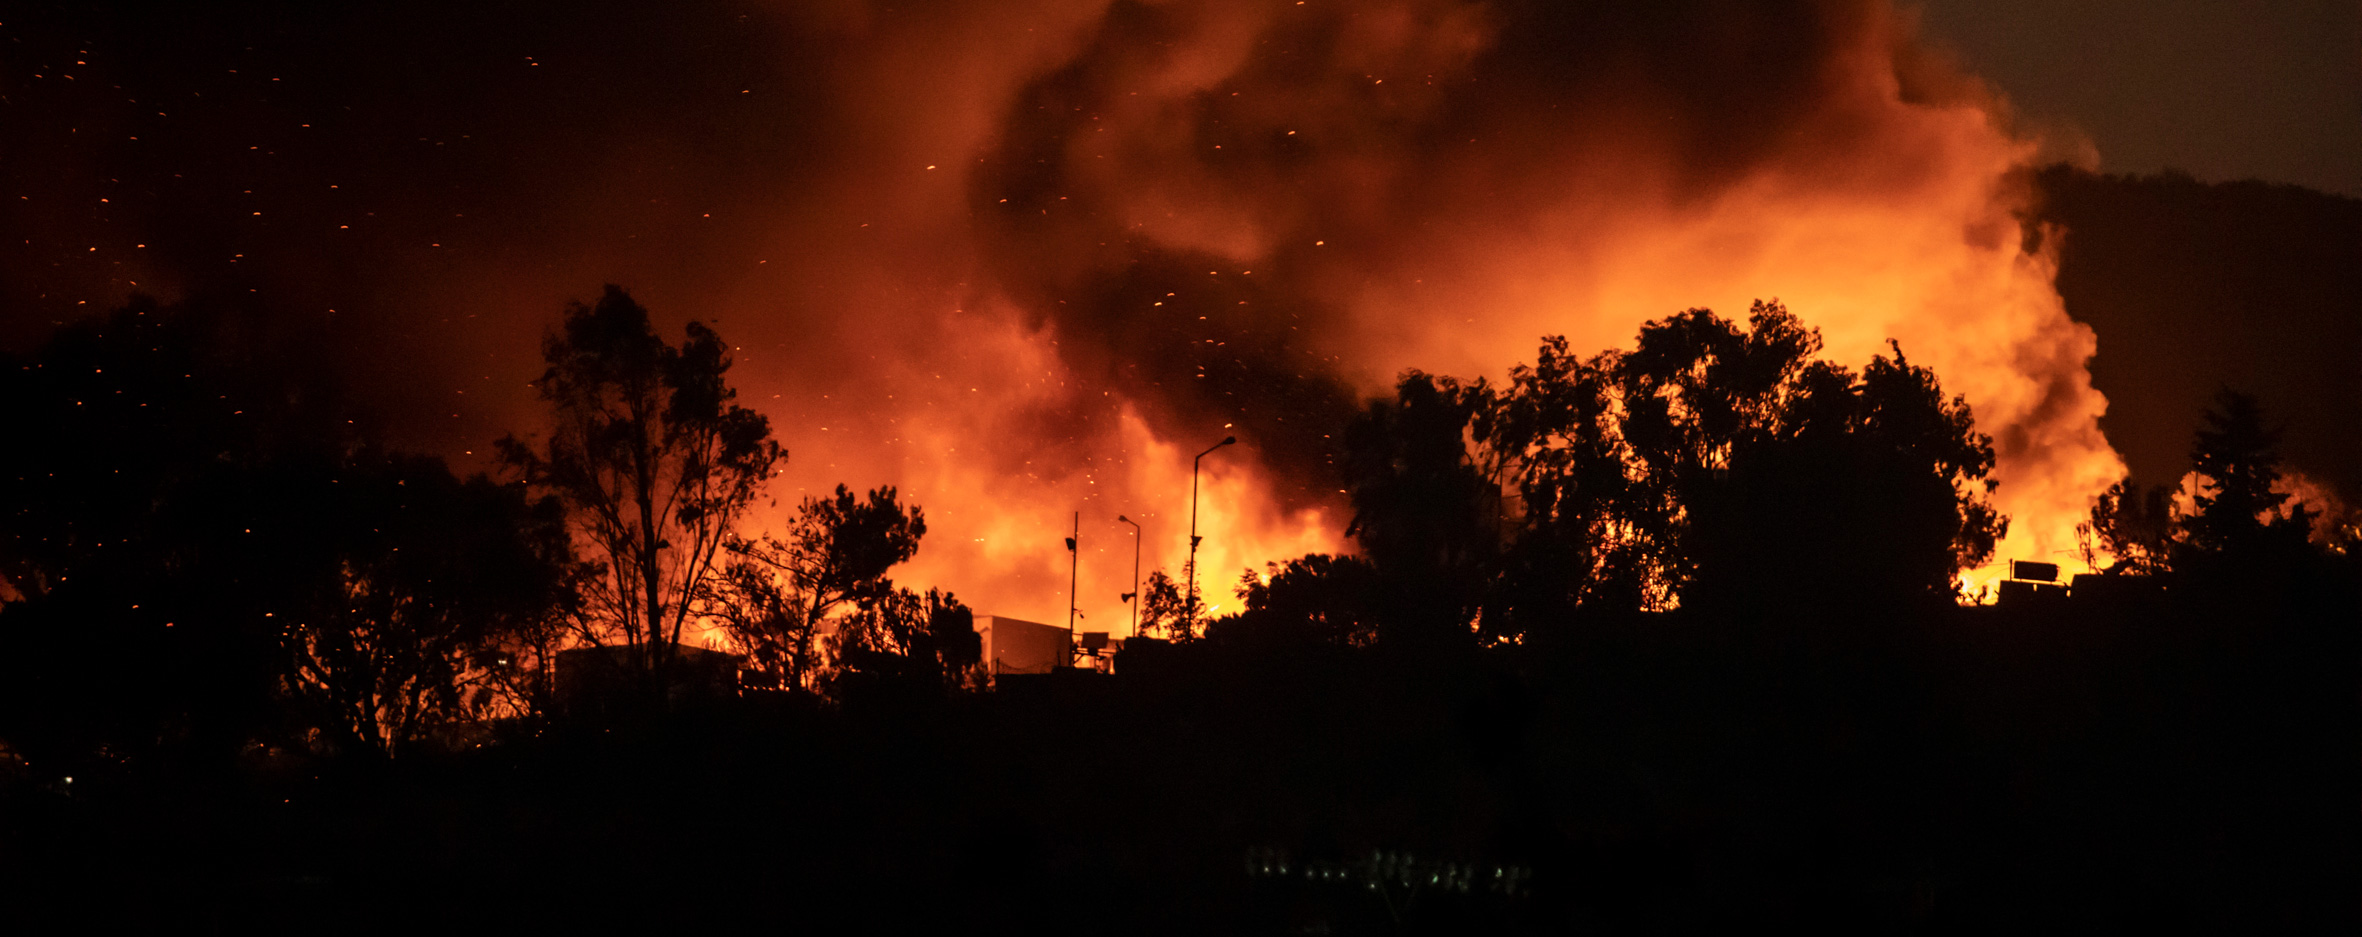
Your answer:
[680,0,2125,627]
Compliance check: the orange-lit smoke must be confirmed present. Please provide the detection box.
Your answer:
[776,299,1340,633]
[2160,469,2356,549]
[692,0,2128,625]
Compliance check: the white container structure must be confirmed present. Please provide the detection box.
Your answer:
[972,615,1071,681]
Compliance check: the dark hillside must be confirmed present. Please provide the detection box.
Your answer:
[2028,167,2362,499]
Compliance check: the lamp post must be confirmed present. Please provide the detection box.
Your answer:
[1117,515,1141,637]
[1186,435,1237,636]
[1064,511,1079,664]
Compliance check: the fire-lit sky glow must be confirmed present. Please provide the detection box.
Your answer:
[5,1,2347,631]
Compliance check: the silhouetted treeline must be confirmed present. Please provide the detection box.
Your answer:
[1200,306,2355,654]
[2,290,2354,931]
[1204,301,2007,652]
[5,545,2349,931]
[0,294,579,766]
[0,287,973,772]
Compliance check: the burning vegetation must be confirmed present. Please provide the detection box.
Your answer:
[1,0,2356,929]
[0,0,2149,621]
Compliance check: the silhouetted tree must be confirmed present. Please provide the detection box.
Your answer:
[2082,479,2176,575]
[1213,554,1382,648]
[2082,391,2327,580]
[2180,389,2313,561]
[1342,372,1500,644]
[0,294,354,763]
[1475,303,2004,625]
[830,587,980,696]
[912,590,984,687]
[1136,569,1194,641]
[704,484,925,693]
[464,551,594,722]
[0,294,580,764]
[499,286,782,683]
[1475,335,1652,624]
[1327,301,2004,644]
[702,548,813,692]
[1610,303,1828,593]
[1596,303,2003,610]
[278,452,574,758]
[1699,339,2000,607]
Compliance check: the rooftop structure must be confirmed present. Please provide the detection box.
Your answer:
[973,615,1071,682]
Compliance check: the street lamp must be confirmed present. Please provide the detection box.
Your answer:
[1064,511,1079,661]
[1186,435,1237,636]
[1117,515,1142,637]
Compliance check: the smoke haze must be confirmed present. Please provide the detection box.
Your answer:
[4,1,2135,622]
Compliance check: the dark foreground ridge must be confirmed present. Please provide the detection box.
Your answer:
[2,290,2354,931]
[3,576,2353,932]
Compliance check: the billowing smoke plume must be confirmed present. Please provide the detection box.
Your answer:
[855,0,2121,609]
[2,0,2125,625]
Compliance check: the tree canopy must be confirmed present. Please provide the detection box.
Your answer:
[704,484,945,693]
[498,286,782,674]
[1234,301,2007,647]
[2085,389,2328,578]
[0,295,576,763]
[278,451,574,758]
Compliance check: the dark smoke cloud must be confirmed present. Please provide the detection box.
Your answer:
[7,0,2188,601]
[969,0,1996,492]
[7,1,1964,481]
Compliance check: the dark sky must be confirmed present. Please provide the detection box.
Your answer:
[4,0,2353,605]
[1918,0,2362,197]
[9,1,2350,398]
[0,1,817,456]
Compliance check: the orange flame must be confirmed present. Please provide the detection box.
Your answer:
[692,0,2125,619]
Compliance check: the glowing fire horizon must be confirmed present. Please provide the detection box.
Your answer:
[46,1,2119,639]
[660,0,2131,634]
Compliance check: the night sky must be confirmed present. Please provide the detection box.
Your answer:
[4,7,2354,925]
[3,2,813,457]
[3,0,2355,551]
[7,3,2348,319]
[1919,0,2361,197]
